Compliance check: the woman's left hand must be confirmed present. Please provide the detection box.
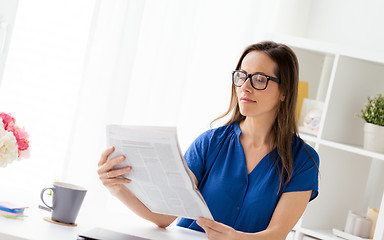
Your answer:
[196,217,243,240]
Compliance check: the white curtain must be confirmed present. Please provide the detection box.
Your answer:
[0,0,95,203]
[0,0,280,212]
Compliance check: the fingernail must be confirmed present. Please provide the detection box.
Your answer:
[120,156,125,160]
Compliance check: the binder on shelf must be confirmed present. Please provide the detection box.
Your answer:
[296,81,308,123]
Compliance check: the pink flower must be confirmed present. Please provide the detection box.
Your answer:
[0,113,15,129]
[0,112,30,167]
[6,123,29,151]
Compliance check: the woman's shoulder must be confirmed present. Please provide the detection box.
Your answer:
[193,122,239,146]
[203,122,239,139]
[292,135,320,165]
[185,122,240,164]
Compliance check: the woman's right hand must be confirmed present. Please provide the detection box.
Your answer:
[97,146,132,194]
[97,147,177,228]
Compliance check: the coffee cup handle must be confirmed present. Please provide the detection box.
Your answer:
[40,187,54,210]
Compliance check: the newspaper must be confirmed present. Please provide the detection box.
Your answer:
[106,125,213,220]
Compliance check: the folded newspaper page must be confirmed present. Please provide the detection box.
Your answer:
[106,125,213,220]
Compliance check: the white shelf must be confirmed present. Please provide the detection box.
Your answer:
[300,132,384,161]
[270,34,384,240]
[268,33,384,65]
[319,139,384,161]
[299,133,319,144]
[299,228,340,240]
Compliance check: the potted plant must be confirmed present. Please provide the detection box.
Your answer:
[359,94,384,153]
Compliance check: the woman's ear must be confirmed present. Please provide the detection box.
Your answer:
[280,94,286,102]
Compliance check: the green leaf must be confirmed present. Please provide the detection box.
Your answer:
[359,94,384,126]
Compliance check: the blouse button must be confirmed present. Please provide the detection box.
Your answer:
[236,206,240,210]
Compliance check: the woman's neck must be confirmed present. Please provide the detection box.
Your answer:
[239,116,274,148]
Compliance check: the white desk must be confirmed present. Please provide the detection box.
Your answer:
[0,182,207,240]
[0,203,207,240]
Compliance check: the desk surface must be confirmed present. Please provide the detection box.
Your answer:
[0,205,207,240]
[0,182,207,240]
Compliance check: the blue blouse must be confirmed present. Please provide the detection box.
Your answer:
[177,122,319,233]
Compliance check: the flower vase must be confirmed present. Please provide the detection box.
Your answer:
[364,122,384,153]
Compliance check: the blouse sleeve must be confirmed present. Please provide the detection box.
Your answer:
[283,142,320,202]
[183,130,213,184]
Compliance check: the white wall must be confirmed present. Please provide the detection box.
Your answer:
[306,0,384,51]
[271,0,384,54]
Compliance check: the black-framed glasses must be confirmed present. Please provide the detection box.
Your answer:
[232,70,280,90]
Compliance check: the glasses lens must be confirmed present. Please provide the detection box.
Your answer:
[251,74,267,90]
[233,71,246,86]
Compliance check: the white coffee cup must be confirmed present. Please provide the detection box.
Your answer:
[344,210,372,238]
[345,211,360,234]
[353,217,372,238]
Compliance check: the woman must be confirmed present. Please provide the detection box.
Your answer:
[97,41,319,240]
